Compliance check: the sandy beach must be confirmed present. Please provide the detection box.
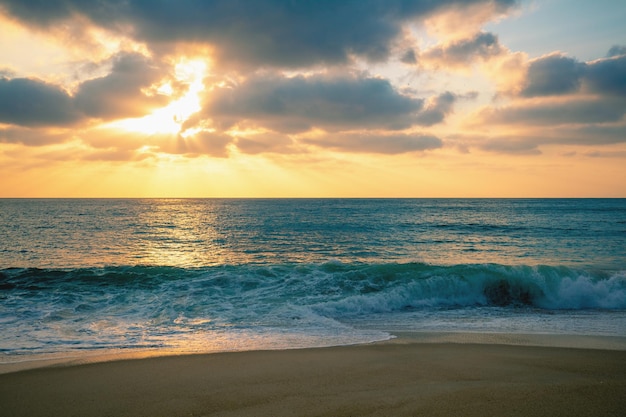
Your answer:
[1,337,625,417]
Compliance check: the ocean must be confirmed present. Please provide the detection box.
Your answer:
[1,198,625,365]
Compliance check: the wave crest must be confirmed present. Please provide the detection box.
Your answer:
[2,263,625,314]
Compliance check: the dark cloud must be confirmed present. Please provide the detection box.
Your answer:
[204,74,427,133]
[607,45,626,57]
[422,32,503,65]
[0,52,168,129]
[74,52,168,119]
[0,0,518,68]
[520,52,626,98]
[303,132,443,154]
[400,49,418,64]
[0,77,81,126]
[569,124,626,145]
[414,92,457,126]
[482,97,626,126]
[521,54,585,97]
[481,51,626,136]
[0,0,75,25]
[584,54,626,97]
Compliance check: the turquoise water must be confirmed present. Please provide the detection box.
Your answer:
[1,199,625,360]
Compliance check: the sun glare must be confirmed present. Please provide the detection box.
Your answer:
[106,59,207,135]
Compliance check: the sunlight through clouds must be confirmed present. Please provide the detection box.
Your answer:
[0,0,625,197]
[105,59,207,135]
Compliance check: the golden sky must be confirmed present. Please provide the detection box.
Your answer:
[1,0,625,197]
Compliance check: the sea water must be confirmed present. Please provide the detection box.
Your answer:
[1,199,625,365]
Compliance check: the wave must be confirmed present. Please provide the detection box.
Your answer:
[2,262,625,312]
[2,262,625,356]
[315,264,626,317]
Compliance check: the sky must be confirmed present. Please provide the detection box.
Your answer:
[0,0,625,197]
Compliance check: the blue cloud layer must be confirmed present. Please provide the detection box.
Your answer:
[0,0,517,68]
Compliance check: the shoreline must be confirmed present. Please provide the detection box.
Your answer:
[2,331,626,375]
[1,333,626,416]
[385,331,626,349]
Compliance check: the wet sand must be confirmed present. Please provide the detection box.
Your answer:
[1,339,625,417]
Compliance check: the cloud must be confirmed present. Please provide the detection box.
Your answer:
[480,138,542,155]
[0,126,70,146]
[234,133,296,155]
[480,97,625,126]
[520,54,585,97]
[567,124,626,145]
[414,92,457,126]
[584,54,626,97]
[607,45,626,57]
[475,49,626,154]
[422,32,503,66]
[400,49,418,64]
[0,67,14,77]
[520,51,626,98]
[0,1,74,27]
[303,132,443,154]
[584,150,626,158]
[421,0,517,42]
[478,122,626,155]
[0,52,168,129]
[74,52,168,120]
[203,73,428,133]
[0,0,519,68]
[0,77,81,126]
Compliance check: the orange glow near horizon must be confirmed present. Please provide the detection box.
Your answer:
[1,143,625,198]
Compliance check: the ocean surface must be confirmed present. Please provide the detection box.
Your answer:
[1,198,625,365]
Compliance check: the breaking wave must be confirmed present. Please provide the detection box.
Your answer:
[2,262,625,313]
[1,262,625,357]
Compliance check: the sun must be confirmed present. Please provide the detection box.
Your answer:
[105,58,207,135]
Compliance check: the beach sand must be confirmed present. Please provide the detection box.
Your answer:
[1,338,625,417]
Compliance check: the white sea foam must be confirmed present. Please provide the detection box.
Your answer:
[1,263,625,360]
